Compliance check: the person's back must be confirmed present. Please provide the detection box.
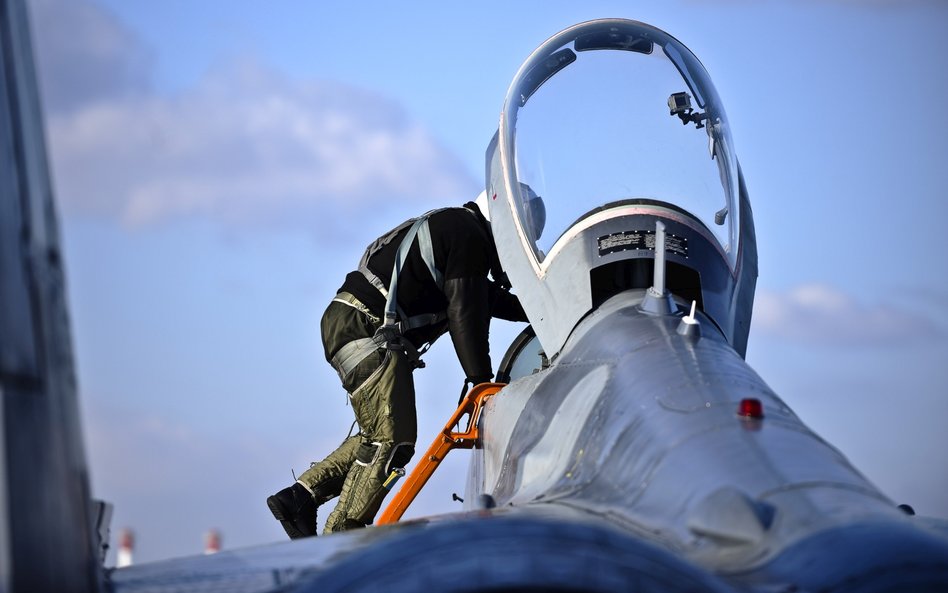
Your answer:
[340,206,495,358]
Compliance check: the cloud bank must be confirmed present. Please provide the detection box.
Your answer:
[31,0,479,236]
[753,283,944,346]
[30,0,152,112]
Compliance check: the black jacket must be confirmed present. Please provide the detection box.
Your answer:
[338,203,526,382]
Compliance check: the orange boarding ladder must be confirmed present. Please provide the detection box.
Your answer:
[376,382,504,525]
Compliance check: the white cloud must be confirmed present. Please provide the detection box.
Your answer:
[32,0,479,237]
[29,0,152,113]
[753,283,945,345]
[46,61,478,235]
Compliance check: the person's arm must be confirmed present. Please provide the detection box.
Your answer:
[489,282,528,322]
[443,276,493,384]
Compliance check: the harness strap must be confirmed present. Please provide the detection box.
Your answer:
[416,219,443,289]
[328,294,433,383]
[358,208,447,302]
[339,208,459,381]
[382,216,428,326]
[399,311,446,331]
[330,328,432,383]
[361,270,389,299]
[332,293,380,322]
[330,335,388,383]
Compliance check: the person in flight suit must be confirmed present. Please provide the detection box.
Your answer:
[267,189,544,537]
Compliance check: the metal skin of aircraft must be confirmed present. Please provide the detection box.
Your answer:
[3,4,947,592]
[0,0,107,591]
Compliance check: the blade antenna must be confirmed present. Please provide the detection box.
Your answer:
[640,220,677,316]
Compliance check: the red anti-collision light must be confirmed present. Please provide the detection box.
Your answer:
[738,398,764,419]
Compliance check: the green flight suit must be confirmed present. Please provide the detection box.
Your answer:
[297,293,416,532]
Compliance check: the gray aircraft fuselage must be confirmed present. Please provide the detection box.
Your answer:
[454,19,948,592]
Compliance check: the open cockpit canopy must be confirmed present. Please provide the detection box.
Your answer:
[501,19,741,270]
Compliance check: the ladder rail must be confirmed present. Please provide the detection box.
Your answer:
[376,383,504,525]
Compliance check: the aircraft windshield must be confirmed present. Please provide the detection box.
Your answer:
[503,22,740,268]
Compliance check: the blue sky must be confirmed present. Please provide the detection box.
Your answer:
[27,0,948,564]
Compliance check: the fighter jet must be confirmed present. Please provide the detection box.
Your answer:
[2,4,946,591]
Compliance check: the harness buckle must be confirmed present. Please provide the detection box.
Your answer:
[373,324,427,370]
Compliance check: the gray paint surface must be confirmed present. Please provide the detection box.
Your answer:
[466,291,948,587]
[0,0,100,590]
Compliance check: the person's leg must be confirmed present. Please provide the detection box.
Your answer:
[267,433,360,539]
[268,298,379,539]
[266,482,317,539]
[297,433,361,503]
[323,348,417,533]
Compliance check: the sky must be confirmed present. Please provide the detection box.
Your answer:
[25,0,948,565]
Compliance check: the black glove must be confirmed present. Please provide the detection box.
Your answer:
[489,282,528,322]
[457,375,493,405]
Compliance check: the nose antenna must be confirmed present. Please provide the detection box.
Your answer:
[639,220,677,316]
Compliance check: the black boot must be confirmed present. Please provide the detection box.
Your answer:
[267,482,317,539]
